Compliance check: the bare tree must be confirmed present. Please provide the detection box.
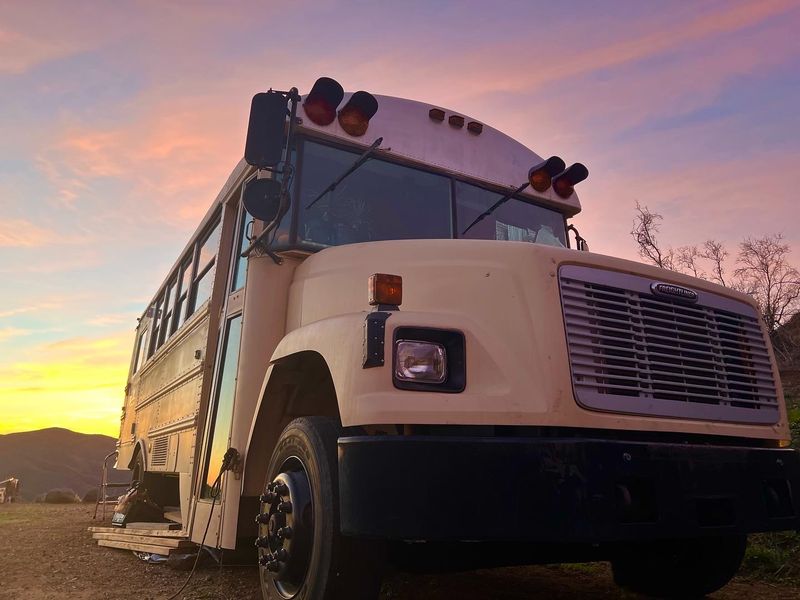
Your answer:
[631,201,675,270]
[734,234,800,333]
[699,240,729,287]
[676,245,704,279]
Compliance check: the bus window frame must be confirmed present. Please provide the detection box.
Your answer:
[230,203,250,293]
[148,295,164,358]
[189,214,222,315]
[132,326,149,374]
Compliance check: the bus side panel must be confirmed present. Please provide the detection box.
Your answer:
[124,313,210,475]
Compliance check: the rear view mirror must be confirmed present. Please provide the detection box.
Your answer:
[243,178,283,224]
[244,92,289,168]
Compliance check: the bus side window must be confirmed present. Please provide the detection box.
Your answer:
[190,219,221,313]
[148,296,163,357]
[231,208,250,292]
[173,257,193,332]
[133,327,149,373]
[159,276,178,346]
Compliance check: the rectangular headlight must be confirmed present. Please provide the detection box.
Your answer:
[394,340,447,384]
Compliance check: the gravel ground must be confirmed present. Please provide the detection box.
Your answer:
[1,503,798,599]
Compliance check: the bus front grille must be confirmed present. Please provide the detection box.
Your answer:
[559,265,779,424]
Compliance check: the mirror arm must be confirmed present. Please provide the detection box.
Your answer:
[567,224,589,251]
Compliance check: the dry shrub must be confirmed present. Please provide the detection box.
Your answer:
[44,488,80,504]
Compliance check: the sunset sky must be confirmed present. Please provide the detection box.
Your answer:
[1,0,799,437]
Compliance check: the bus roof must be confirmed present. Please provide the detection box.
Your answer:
[297,93,582,217]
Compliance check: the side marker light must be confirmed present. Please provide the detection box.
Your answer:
[369,273,402,306]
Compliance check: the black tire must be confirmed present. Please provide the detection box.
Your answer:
[259,417,383,600]
[611,535,747,598]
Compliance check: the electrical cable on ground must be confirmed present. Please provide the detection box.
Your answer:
[164,448,239,600]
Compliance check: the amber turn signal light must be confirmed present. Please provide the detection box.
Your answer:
[527,156,566,193]
[369,273,402,306]
[338,91,379,136]
[303,77,345,126]
[553,162,589,199]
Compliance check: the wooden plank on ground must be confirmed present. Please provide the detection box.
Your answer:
[87,526,187,538]
[163,510,183,524]
[92,532,194,549]
[97,539,175,555]
[126,521,181,530]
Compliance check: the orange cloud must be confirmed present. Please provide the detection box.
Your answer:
[0,302,59,318]
[0,219,52,247]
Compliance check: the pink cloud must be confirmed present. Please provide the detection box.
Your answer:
[0,26,79,74]
[0,219,52,247]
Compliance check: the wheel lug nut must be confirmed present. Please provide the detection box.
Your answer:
[255,536,270,548]
[266,560,281,572]
[259,491,277,503]
[274,548,289,561]
[267,482,278,491]
[278,501,292,513]
[258,555,271,566]
[275,483,289,495]
[277,526,293,540]
[255,513,270,524]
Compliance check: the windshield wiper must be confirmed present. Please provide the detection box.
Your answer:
[461,180,530,235]
[305,137,383,210]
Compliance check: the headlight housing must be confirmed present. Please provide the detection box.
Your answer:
[392,327,466,392]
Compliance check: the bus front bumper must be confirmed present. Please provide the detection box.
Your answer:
[338,435,800,542]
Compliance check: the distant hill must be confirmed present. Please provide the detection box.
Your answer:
[0,428,130,500]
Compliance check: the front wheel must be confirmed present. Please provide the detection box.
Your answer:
[611,535,747,598]
[258,417,383,600]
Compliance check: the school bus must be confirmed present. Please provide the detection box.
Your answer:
[116,76,800,599]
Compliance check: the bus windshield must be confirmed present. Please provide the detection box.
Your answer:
[289,139,567,249]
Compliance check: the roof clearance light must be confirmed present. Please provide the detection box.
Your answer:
[429,108,445,122]
[528,156,566,193]
[553,163,589,199]
[338,91,379,136]
[369,273,402,306]
[467,121,483,135]
[303,77,344,126]
[448,114,464,128]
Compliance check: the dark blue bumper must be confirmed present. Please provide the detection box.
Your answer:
[338,435,800,542]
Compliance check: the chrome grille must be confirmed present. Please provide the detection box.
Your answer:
[559,265,779,424]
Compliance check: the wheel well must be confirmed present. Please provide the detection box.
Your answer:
[243,351,340,495]
[127,440,146,470]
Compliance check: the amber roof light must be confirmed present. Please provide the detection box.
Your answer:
[338,91,379,136]
[303,77,344,126]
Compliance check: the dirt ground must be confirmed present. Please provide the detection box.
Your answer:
[1,503,798,600]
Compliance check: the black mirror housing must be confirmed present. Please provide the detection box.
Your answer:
[244,92,289,168]
[243,178,283,224]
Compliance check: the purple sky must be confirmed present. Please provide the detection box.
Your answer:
[1,0,799,435]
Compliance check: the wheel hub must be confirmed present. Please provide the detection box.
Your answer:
[256,462,313,598]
